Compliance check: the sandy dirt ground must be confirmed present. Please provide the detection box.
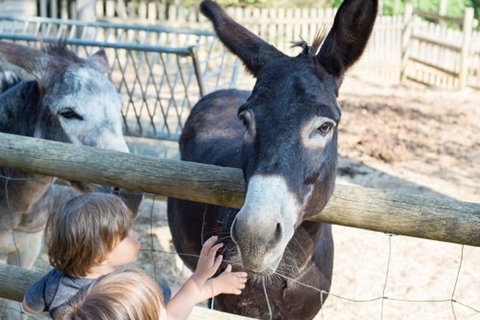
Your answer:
[317,77,480,320]
[3,76,479,320]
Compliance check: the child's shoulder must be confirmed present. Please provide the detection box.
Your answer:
[33,268,62,285]
[35,269,92,290]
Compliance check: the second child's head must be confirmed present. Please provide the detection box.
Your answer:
[46,192,139,278]
[55,265,166,320]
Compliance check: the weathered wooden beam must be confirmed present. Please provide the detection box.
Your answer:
[0,132,479,246]
[0,263,44,302]
[0,264,254,319]
[1,133,246,208]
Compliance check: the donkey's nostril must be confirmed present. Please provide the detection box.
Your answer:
[267,222,283,247]
[275,222,282,238]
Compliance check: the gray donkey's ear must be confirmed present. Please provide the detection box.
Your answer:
[86,49,110,75]
[0,41,49,81]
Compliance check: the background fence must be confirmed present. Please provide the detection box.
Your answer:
[2,0,477,90]
[0,15,240,147]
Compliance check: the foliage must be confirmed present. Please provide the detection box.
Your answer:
[467,0,480,22]
[329,0,474,17]
[126,0,479,26]
[380,0,479,29]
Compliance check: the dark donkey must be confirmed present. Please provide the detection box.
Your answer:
[168,0,377,319]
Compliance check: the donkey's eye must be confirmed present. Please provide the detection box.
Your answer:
[238,111,250,129]
[60,109,83,120]
[317,122,334,134]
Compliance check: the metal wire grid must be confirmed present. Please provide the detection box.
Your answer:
[0,15,241,141]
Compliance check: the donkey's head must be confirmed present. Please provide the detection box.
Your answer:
[201,0,377,274]
[0,41,128,153]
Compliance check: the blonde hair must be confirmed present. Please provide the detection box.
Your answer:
[46,192,133,278]
[55,266,164,320]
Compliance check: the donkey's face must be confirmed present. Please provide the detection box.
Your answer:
[234,58,341,273]
[201,0,377,274]
[0,41,128,153]
[40,61,126,151]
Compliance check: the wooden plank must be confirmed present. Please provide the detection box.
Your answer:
[409,56,458,77]
[459,8,474,90]
[0,264,255,319]
[411,34,461,52]
[414,9,464,26]
[0,264,44,302]
[0,133,479,246]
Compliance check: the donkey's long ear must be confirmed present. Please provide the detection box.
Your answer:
[317,0,377,78]
[0,41,49,81]
[201,0,285,76]
[86,49,110,75]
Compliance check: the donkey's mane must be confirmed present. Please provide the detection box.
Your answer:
[42,40,83,63]
[291,29,327,56]
[0,70,21,93]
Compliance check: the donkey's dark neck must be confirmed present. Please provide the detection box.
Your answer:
[283,220,324,277]
[0,80,42,137]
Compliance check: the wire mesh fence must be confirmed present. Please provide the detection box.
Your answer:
[0,14,241,143]
[1,189,479,320]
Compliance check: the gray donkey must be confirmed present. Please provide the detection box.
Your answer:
[0,40,141,319]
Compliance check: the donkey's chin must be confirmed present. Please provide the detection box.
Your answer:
[242,253,282,276]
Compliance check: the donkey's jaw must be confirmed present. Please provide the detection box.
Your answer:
[232,175,298,274]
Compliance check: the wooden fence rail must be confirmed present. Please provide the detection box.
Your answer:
[0,265,253,320]
[401,6,478,89]
[1,132,479,247]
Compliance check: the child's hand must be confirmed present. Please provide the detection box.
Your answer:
[211,264,247,295]
[193,236,223,283]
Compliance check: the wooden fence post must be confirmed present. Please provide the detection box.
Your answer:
[400,4,413,84]
[458,8,474,90]
[439,0,448,16]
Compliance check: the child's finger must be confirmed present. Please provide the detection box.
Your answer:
[213,254,223,270]
[234,271,248,279]
[209,243,223,254]
[200,236,218,255]
[202,235,218,248]
[225,264,232,273]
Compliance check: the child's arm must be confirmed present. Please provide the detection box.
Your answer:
[22,273,52,315]
[165,236,223,320]
[169,264,247,303]
[22,298,41,314]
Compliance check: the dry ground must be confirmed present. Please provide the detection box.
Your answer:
[317,77,480,320]
[4,77,479,320]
